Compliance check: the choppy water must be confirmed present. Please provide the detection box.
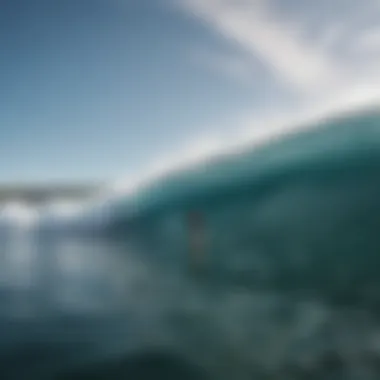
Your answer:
[0,227,233,379]
[2,109,380,379]
[2,225,380,380]
[0,228,185,378]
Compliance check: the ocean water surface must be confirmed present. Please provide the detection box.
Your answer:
[1,108,380,379]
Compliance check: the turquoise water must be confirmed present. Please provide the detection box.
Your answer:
[110,108,380,304]
[1,108,380,379]
[106,108,380,379]
[111,108,380,221]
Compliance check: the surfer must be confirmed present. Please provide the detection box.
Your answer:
[187,211,208,275]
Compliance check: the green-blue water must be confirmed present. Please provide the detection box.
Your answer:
[1,107,380,379]
[110,108,380,305]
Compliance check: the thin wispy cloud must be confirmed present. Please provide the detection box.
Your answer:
[2,1,375,221]
[180,0,380,98]
[189,49,257,85]
[110,0,380,201]
[182,1,332,93]
[355,27,380,52]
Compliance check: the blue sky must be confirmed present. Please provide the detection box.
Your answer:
[1,0,380,185]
